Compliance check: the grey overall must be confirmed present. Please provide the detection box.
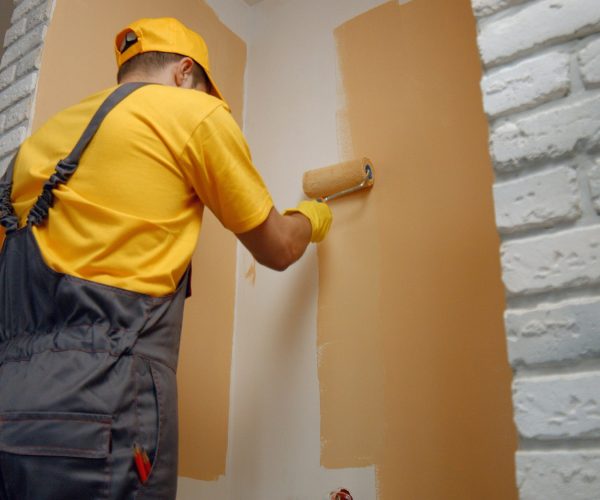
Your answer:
[0,83,190,499]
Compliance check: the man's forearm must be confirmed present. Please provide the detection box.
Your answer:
[235,201,333,271]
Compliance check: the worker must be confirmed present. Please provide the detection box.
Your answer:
[0,17,332,499]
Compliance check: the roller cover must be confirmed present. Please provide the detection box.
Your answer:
[303,158,373,199]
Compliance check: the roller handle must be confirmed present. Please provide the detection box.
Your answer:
[318,164,374,203]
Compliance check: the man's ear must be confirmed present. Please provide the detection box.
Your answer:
[174,57,195,87]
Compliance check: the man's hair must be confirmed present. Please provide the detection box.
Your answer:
[117,51,209,89]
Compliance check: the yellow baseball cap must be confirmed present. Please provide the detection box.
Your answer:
[114,17,224,101]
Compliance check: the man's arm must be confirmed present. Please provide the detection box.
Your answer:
[236,209,311,271]
[236,200,333,271]
[183,104,332,268]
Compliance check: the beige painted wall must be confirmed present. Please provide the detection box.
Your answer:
[35,0,246,482]
[318,1,518,498]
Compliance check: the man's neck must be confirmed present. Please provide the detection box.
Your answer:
[120,72,172,86]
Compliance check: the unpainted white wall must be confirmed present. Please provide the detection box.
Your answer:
[180,1,392,499]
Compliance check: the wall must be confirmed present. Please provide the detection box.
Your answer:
[224,1,390,497]
[320,1,517,498]
[472,0,600,498]
[0,0,528,498]
[226,0,516,499]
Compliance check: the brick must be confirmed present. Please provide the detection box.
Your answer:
[0,125,26,157]
[482,52,570,119]
[0,72,37,113]
[588,159,600,213]
[1,23,45,68]
[494,167,580,234]
[578,37,600,89]
[3,17,26,47]
[517,451,600,500]
[0,64,16,92]
[471,0,528,19]
[4,95,33,130]
[15,46,42,78]
[25,0,53,30]
[0,155,15,177]
[12,0,48,22]
[478,0,600,67]
[501,225,600,296]
[514,371,600,439]
[506,297,600,366]
[490,94,600,171]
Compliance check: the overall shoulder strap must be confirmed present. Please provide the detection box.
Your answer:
[27,82,150,227]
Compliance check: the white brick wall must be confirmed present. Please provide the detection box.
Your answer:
[501,226,600,296]
[0,71,37,112]
[13,0,50,22]
[472,0,529,19]
[514,372,600,439]
[578,37,600,88]
[2,23,46,68]
[490,94,600,171]
[517,451,600,500]
[0,0,54,173]
[482,51,570,119]
[5,17,28,47]
[506,297,600,366]
[588,158,600,213]
[0,125,27,157]
[473,0,600,497]
[478,0,600,68]
[493,166,580,233]
[0,64,16,92]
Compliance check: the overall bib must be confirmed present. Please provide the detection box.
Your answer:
[0,83,189,499]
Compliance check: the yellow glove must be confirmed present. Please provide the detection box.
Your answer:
[283,200,332,243]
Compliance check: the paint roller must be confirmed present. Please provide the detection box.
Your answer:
[303,158,374,202]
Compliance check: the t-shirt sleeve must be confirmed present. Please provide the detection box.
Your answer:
[181,105,274,234]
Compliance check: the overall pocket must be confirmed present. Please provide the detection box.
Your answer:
[0,411,112,500]
[134,360,179,500]
[133,357,159,475]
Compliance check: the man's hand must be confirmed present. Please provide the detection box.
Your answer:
[283,200,332,243]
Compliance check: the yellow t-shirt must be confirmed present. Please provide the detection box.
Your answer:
[3,84,273,296]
